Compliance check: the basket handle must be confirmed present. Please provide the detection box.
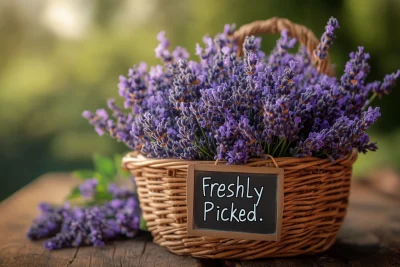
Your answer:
[233,17,334,76]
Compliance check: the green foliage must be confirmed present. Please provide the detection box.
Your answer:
[67,186,82,200]
[140,216,148,231]
[70,153,130,202]
[93,154,116,182]
[114,154,131,178]
[67,153,147,231]
[93,191,114,202]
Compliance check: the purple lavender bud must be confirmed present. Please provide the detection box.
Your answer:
[362,107,380,129]
[108,184,134,199]
[116,197,140,238]
[82,109,109,136]
[107,98,122,117]
[294,132,325,157]
[278,29,296,51]
[172,46,190,61]
[44,232,74,250]
[380,70,400,94]
[368,70,400,97]
[226,139,250,164]
[315,17,340,60]
[118,75,129,97]
[223,24,236,35]
[79,178,98,199]
[356,133,378,154]
[27,203,63,240]
[155,31,172,62]
[195,43,203,57]
[341,46,370,89]
[82,110,93,120]
[96,109,108,120]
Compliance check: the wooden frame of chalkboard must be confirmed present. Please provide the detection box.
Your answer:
[187,164,284,241]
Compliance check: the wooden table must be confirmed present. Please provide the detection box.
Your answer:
[0,173,399,267]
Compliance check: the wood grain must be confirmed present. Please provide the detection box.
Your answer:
[0,174,399,266]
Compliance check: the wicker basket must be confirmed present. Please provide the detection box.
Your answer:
[123,150,357,259]
[122,17,358,259]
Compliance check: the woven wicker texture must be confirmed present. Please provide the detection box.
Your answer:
[233,17,334,76]
[123,150,357,259]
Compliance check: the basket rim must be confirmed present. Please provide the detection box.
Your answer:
[122,149,358,169]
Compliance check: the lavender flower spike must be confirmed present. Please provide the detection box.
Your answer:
[79,178,98,199]
[155,31,172,63]
[315,17,339,60]
[82,109,109,136]
[370,70,400,97]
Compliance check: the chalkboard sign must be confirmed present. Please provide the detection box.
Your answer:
[187,164,283,241]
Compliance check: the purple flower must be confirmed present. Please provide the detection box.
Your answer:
[79,178,98,199]
[277,29,297,51]
[341,46,370,90]
[361,107,380,130]
[294,132,325,157]
[27,203,64,240]
[155,31,172,62]
[116,197,140,238]
[108,184,134,199]
[227,139,250,164]
[82,109,108,136]
[315,17,340,60]
[368,70,400,97]
[172,46,190,61]
[357,133,378,154]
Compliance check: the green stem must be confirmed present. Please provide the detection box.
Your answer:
[271,138,284,156]
[282,141,292,157]
[195,145,214,160]
[278,139,287,157]
[194,118,212,153]
[368,93,378,107]
[193,137,214,160]
[212,136,217,152]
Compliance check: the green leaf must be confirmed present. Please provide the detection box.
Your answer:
[114,154,123,170]
[114,154,130,179]
[94,191,113,202]
[72,169,95,180]
[139,216,148,231]
[93,154,116,181]
[93,172,108,191]
[67,186,81,200]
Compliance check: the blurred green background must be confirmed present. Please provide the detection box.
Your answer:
[1,0,400,200]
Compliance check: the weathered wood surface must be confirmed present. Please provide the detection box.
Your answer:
[0,173,399,267]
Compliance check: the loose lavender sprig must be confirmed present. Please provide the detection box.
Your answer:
[83,17,399,162]
[28,184,141,250]
[27,203,65,240]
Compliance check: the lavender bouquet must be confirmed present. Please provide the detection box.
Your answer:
[83,17,399,164]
